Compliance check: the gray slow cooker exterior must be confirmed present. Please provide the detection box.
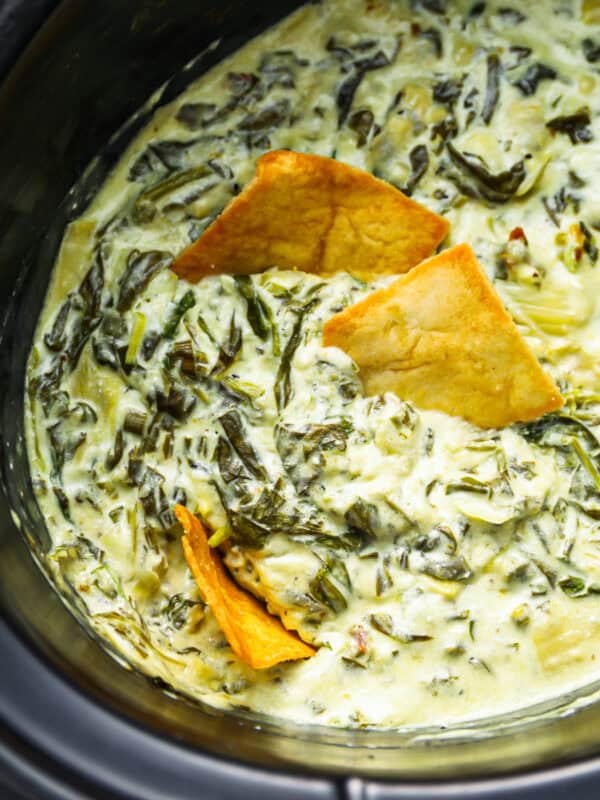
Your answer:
[3,2,600,798]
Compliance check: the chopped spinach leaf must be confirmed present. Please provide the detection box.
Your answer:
[514,63,557,96]
[164,291,197,340]
[234,276,270,340]
[403,144,429,196]
[497,6,526,23]
[220,409,267,480]
[559,575,587,598]
[420,26,443,57]
[370,613,432,642]
[44,299,71,352]
[583,38,600,63]
[422,556,472,581]
[212,314,243,375]
[546,108,593,145]
[446,141,525,203]
[274,310,306,410]
[482,53,501,124]
[337,50,393,126]
[348,109,380,146]
[345,499,380,541]
[117,250,172,312]
[238,99,290,132]
[433,78,463,107]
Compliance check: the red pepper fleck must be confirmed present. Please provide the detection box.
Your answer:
[509,226,528,244]
[351,624,369,654]
[575,247,583,261]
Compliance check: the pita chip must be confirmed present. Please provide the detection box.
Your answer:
[323,243,563,428]
[175,505,316,669]
[171,150,448,283]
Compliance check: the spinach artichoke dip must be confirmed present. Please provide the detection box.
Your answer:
[24,0,600,729]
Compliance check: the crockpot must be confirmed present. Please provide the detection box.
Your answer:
[4,2,600,798]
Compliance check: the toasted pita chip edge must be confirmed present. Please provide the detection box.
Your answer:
[175,504,316,669]
[323,243,563,428]
[171,150,449,282]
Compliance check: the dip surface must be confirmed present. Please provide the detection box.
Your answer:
[25,0,600,728]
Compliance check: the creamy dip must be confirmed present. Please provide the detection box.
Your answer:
[25,0,600,728]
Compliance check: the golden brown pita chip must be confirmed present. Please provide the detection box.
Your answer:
[323,243,563,428]
[175,505,316,669]
[171,150,448,283]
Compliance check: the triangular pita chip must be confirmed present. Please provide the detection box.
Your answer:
[175,505,315,669]
[171,150,449,283]
[323,243,563,428]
